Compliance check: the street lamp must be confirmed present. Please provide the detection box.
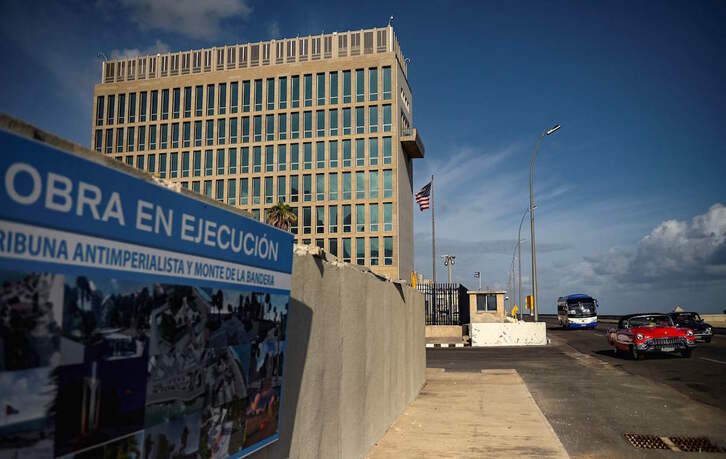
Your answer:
[441,255,456,284]
[516,207,533,320]
[529,124,560,322]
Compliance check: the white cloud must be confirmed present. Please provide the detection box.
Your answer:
[575,203,726,288]
[115,0,252,39]
[410,140,726,314]
[413,141,582,295]
[629,203,726,283]
[109,39,169,60]
[268,20,281,39]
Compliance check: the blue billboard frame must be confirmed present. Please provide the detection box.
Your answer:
[0,126,293,459]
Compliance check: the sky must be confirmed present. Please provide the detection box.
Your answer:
[0,0,725,314]
[0,366,55,424]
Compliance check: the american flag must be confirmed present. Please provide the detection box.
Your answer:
[415,181,432,211]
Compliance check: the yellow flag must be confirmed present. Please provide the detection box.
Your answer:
[512,304,518,318]
[411,272,417,289]
[526,295,533,310]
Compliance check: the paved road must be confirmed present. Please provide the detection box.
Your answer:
[427,324,726,458]
[544,317,726,412]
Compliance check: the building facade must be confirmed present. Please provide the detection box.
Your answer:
[91,26,424,279]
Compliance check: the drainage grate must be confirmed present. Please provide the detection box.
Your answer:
[625,433,724,453]
[669,436,724,453]
[624,434,669,449]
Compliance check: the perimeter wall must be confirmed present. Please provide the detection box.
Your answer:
[250,246,426,459]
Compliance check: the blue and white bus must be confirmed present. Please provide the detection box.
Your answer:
[557,294,598,329]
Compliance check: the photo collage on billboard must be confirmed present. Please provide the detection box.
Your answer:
[0,127,293,459]
[0,269,288,459]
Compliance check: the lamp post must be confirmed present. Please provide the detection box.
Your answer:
[529,124,561,322]
[516,207,533,320]
[510,241,517,313]
[441,255,455,284]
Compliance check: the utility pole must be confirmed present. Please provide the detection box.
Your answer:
[529,124,561,322]
[516,208,530,321]
[512,258,516,315]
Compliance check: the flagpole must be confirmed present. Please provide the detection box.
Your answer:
[431,174,436,290]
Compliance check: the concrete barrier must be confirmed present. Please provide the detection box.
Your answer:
[425,325,463,339]
[702,314,726,328]
[471,322,547,347]
[250,246,426,459]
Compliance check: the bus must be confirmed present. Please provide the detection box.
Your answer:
[557,294,598,329]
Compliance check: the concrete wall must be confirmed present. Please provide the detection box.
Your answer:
[250,246,426,459]
[471,322,547,347]
[702,314,726,327]
[425,325,463,339]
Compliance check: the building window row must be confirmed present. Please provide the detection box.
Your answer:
[112,153,395,201]
[95,66,392,126]
[98,136,395,169]
[279,203,394,236]
[295,236,394,266]
[94,107,393,153]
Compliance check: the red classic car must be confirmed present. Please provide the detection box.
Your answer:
[607,313,696,360]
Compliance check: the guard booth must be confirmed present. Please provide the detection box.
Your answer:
[468,289,547,347]
[468,290,506,323]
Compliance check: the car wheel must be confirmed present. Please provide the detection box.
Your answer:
[681,349,693,358]
[630,345,640,360]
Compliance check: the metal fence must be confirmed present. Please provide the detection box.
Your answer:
[417,283,469,325]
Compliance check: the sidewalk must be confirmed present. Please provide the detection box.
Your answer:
[368,368,569,458]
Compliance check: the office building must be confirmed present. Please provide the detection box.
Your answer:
[91,26,424,279]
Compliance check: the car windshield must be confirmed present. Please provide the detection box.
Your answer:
[628,315,673,328]
[674,313,700,322]
[566,300,596,317]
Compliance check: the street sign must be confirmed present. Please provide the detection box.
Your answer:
[0,127,293,458]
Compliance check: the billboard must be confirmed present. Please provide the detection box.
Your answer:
[0,127,293,459]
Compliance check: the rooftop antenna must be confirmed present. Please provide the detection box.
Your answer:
[388,16,394,27]
[97,52,108,61]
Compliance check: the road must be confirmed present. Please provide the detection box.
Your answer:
[544,317,726,411]
[427,320,726,458]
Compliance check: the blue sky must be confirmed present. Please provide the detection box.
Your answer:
[1,0,725,313]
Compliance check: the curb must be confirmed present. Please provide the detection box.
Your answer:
[426,343,469,348]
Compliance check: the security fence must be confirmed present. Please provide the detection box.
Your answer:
[417,283,470,325]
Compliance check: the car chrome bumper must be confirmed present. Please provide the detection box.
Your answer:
[636,338,694,352]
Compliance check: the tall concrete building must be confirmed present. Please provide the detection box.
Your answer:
[91,26,424,280]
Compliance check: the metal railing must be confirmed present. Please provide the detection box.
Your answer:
[417,283,469,325]
[100,26,400,84]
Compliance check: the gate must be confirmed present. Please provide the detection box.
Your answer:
[417,283,469,325]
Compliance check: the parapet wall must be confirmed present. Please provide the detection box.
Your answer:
[250,246,426,459]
